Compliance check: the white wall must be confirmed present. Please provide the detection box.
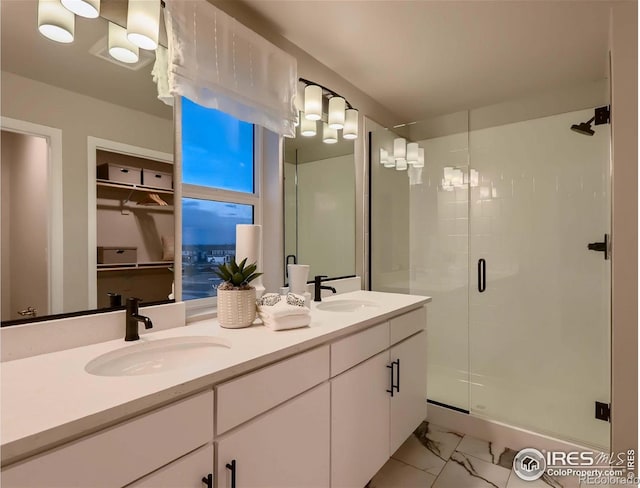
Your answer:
[609,0,638,460]
[1,71,173,313]
[1,131,49,320]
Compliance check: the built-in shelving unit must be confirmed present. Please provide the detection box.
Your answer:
[95,149,175,309]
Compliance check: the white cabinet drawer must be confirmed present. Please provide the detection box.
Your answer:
[330,322,389,377]
[216,345,329,435]
[127,444,213,488]
[390,306,426,345]
[1,390,214,488]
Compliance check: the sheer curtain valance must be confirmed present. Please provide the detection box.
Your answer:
[161,0,298,137]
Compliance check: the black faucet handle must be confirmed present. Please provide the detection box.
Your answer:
[314,275,328,283]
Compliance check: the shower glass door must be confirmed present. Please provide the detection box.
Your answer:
[467,108,611,448]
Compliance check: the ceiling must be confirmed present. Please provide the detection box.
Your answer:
[236,0,612,123]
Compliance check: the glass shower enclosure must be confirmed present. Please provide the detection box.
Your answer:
[370,106,611,449]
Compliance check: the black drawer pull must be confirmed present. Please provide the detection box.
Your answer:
[201,473,213,488]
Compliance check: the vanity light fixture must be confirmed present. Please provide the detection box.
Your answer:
[61,0,99,18]
[300,113,317,137]
[379,148,389,164]
[299,78,359,142]
[127,0,161,50]
[322,122,338,144]
[38,0,75,43]
[108,22,139,64]
[395,158,408,171]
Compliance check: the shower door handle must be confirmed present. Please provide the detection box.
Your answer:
[478,259,486,293]
[587,234,609,260]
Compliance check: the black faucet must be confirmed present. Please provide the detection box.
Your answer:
[125,297,153,341]
[314,275,337,302]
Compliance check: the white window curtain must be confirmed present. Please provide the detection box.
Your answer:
[159,0,298,137]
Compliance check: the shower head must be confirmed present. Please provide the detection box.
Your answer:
[571,117,595,136]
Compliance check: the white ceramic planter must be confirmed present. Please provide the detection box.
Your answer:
[217,288,257,328]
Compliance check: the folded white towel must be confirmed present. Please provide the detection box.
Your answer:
[257,298,310,320]
[260,313,311,331]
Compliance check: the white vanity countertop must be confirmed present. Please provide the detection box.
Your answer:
[1,290,430,464]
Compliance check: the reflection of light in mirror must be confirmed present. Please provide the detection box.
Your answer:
[61,0,100,18]
[396,158,408,171]
[408,166,423,186]
[393,137,406,158]
[479,187,491,199]
[300,114,316,137]
[414,147,425,168]
[38,0,75,43]
[322,122,338,144]
[343,109,358,139]
[108,22,139,64]
[127,0,161,50]
[379,148,388,165]
[407,142,419,165]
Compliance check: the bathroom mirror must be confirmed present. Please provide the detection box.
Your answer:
[1,0,174,324]
[283,131,355,281]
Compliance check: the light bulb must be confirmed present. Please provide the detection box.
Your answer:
[61,0,99,18]
[328,96,345,129]
[127,0,160,50]
[304,85,322,121]
[108,22,140,64]
[300,114,316,137]
[322,122,338,144]
[343,109,358,139]
[38,0,75,43]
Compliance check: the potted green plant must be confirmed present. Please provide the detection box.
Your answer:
[214,257,262,328]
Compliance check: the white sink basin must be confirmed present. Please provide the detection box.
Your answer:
[85,336,231,377]
[316,299,378,312]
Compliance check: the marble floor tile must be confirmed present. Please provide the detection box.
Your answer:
[456,435,518,470]
[392,421,464,475]
[368,458,437,488]
[432,451,511,488]
[506,472,581,488]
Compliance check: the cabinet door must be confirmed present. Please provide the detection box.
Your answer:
[216,383,330,488]
[128,444,213,487]
[389,331,428,454]
[331,351,390,488]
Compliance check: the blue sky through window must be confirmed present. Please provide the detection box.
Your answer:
[181,97,254,193]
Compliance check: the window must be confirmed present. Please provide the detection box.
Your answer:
[180,98,259,303]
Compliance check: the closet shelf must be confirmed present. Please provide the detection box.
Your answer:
[97,262,173,272]
[96,179,174,195]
